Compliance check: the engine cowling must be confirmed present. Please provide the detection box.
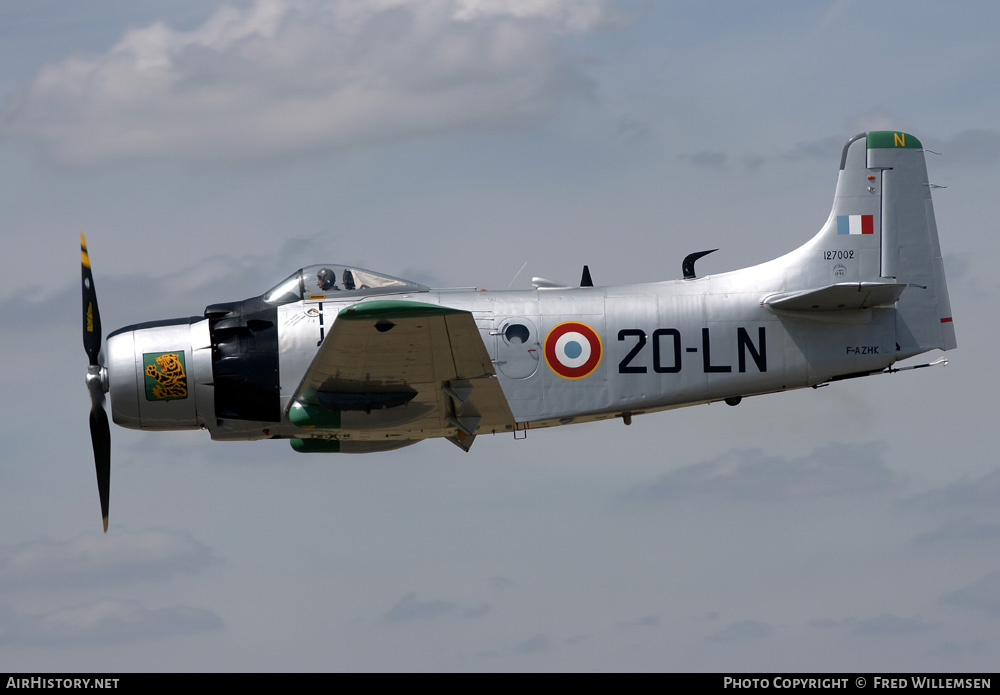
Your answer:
[106,317,213,431]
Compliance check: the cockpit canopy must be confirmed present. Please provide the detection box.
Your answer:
[263,264,428,305]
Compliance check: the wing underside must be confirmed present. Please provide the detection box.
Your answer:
[288,300,513,450]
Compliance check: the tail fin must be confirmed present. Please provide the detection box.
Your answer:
[780,131,956,358]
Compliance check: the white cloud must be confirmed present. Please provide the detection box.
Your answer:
[845,110,902,135]
[625,442,899,505]
[940,572,1000,618]
[0,599,222,647]
[899,469,1000,547]
[911,517,1000,545]
[383,591,456,623]
[0,530,216,591]
[848,614,940,636]
[942,129,1000,165]
[901,468,1000,514]
[513,633,550,655]
[1,0,612,164]
[707,619,772,643]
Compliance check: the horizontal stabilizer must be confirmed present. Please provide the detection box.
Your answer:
[762,282,907,313]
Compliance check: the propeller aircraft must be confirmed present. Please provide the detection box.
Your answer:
[83,131,956,531]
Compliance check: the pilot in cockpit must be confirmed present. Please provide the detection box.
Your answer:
[316,267,339,291]
[342,269,356,290]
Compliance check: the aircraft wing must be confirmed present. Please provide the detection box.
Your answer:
[289,300,513,446]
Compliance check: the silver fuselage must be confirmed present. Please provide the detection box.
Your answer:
[103,130,956,449]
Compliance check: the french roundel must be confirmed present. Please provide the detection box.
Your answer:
[544,321,602,379]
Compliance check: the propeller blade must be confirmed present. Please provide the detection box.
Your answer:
[82,232,110,532]
[89,401,111,532]
[82,233,102,367]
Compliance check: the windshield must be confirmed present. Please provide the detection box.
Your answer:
[263,264,428,305]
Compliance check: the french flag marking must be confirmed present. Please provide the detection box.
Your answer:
[837,214,874,235]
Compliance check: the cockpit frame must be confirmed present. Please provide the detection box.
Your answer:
[263,264,428,305]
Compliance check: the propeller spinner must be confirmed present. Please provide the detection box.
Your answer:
[81,233,111,532]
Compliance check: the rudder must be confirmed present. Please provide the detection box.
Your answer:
[866,131,956,357]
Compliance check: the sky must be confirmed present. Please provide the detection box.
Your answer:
[0,0,997,672]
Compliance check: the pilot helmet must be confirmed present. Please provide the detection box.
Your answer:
[316,267,337,290]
